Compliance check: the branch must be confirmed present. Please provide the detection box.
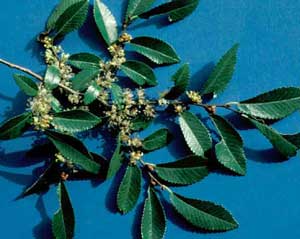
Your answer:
[0,58,43,81]
[0,58,80,95]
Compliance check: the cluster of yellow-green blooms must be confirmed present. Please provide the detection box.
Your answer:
[106,33,132,68]
[42,36,74,92]
[105,88,155,143]
[186,90,202,104]
[29,85,53,130]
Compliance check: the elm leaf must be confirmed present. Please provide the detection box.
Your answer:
[45,65,61,90]
[50,0,89,38]
[140,0,200,23]
[107,136,123,179]
[211,115,246,176]
[141,187,166,239]
[52,110,101,133]
[94,0,118,45]
[13,74,38,96]
[84,81,102,105]
[143,128,172,152]
[170,193,238,231]
[46,130,101,174]
[128,37,180,65]
[249,118,298,157]
[68,53,101,70]
[117,165,141,214]
[126,0,156,20]
[120,60,157,86]
[238,87,300,120]
[164,63,190,100]
[0,112,31,140]
[155,155,208,185]
[71,68,99,91]
[202,44,239,96]
[179,111,212,157]
[282,133,300,149]
[52,182,75,239]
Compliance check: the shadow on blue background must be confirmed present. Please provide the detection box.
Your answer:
[1,0,300,239]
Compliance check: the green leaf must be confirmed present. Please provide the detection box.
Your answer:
[249,118,298,157]
[50,0,89,38]
[170,193,238,231]
[238,87,300,120]
[120,60,157,86]
[111,83,123,107]
[131,117,153,131]
[94,0,118,45]
[179,111,212,157]
[202,44,239,96]
[117,165,141,214]
[71,68,99,91]
[46,130,100,174]
[68,53,101,70]
[107,136,123,179]
[155,155,208,185]
[21,162,58,198]
[211,115,246,176]
[13,74,38,96]
[126,0,156,20]
[141,187,166,239]
[164,63,190,100]
[128,37,180,65]
[140,0,200,22]
[0,112,31,140]
[84,81,102,105]
[143,129,172,151]
[50,95,63,113]
[52,110,101,133]
[45,65,61,90]
[52,182,75,239]
[282,133,300,149]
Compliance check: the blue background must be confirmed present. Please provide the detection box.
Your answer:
[1,0,300,238]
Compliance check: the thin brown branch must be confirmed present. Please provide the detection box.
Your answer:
[0,58,43,81]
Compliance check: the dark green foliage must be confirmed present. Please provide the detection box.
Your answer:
[68,53,101,70]
[13,74,38,96]
[52,182,75,239]
[0,112,31,140]
[129,37,180,64]
[143,128,172,151]
[141,187,166,239]
[211,115,246,175]
[117,165,141,214]
[140,0,200,22]
[202,44,239,96]
[179,111,212,157]
[170,193,238,231]
[155,155,208,185]
[120,60,157,86]
[46,130,101,174]
[164,64,190,100]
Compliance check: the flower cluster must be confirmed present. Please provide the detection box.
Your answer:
[28,85,53,130]
[42,36,73,88]
[186,90,202,104]
[105,88,155,142]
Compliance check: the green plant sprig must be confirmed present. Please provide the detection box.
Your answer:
[0,0,300,239]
